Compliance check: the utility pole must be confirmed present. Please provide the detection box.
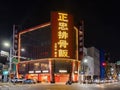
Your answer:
[8,47,13,82]
[9,24,19,82]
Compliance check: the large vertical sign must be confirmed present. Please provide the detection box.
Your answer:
[13,25,20,56]
[78,20,84,60]
[51,12,74,59]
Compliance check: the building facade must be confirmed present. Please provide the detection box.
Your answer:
[87,47,100,79]
[16,12,83,83]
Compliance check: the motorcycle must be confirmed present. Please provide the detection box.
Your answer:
[65,80,72,85]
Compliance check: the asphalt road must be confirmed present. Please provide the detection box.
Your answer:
[1,82,120,90]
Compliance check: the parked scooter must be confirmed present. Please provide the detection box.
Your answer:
[65,80,72,85]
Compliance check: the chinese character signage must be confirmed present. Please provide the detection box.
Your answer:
[51,12,75,59]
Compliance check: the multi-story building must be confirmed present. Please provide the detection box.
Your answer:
[109,63,117,79]
[87,47,100,79]
[16,12,84,83]
[116,61,120,80]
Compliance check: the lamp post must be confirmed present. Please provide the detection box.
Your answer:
[9,47,12,82]
[3,41,13,82]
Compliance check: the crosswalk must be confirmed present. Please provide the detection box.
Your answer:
[76,82,120,88]
[0,82,120,89]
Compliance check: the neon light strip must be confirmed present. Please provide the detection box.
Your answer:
[19,22,51,35]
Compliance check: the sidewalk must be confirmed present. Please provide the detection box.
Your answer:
[0,81,119,87]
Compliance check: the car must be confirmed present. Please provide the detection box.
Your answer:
[93,79,100,84]
[105,79,112,83]
[83,79,92,84]
[23,79,36,84]
[11,78,25,83]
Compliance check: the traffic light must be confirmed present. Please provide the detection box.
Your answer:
[13,25,19,52]
[102,62,106,67]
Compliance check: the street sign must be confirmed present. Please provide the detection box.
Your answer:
[12,58,18,64]
[0,50,9,57]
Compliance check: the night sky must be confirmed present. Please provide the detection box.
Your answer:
[0,0,120,62]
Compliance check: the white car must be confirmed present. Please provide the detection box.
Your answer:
[11,78,25,83]
[93,79,100,84]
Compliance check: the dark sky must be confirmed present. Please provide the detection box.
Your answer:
[0,0,120,62]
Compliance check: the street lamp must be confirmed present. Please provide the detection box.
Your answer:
[21,48,25,52]
[3,42,10,48]
[82,57,88,73]
[83,58,88,63]
[3,41,28,82]
[3,41,13,82]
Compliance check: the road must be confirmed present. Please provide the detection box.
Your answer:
[1,82,120,90]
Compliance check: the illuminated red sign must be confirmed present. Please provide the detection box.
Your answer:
[51,12,75,59]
